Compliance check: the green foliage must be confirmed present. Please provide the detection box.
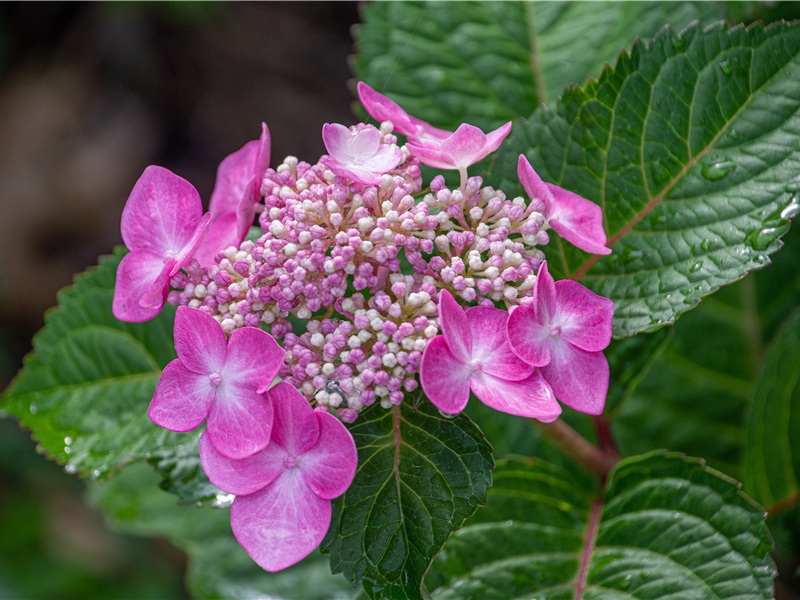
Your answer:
[426,453,775,598]
[322,400,494,599]
[493,20,800,336]
[1,248,183,479]
[354,1,724,131]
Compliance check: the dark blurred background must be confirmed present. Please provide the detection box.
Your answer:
[0,3,360,597]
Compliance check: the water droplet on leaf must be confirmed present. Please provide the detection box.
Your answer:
[719,60,733,76]
[64,463,77,475]
[726,128,739,140]
[689,261,703,273]
[701,156,736,181]
[700,239,711,251]
[781,194,800,219]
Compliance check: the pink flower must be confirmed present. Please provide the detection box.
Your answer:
[199,381,358,572]
[113,166,212,322]
[406,122,512,184]
[518,155,611,255]
[357,81,451,146]
[507,261,614,415]
[148,306,285,459]
[420,290,560,421]
[322,123,403,185]
[195,124,271,266]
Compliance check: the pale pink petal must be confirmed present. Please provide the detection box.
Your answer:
[199,431,285,496]
[554,280,614,352]
[121,165,204,255]
[148,360,214,431]
[467,306,533,380]
[323,123,402,185]
[298,411,358,500]
[419,336,472,414]
[518,155,555,217]
[439,289,471,362]
[483,122,513,154]
[224,327,285,393]
[322,123,356,159]
[470,371,561,422]
[112,250,167,322]
[206,388,273,459]
[545,184,611,255]
[541,342,609,415]
[193,211,241,267]
[357,82,450,142]
[440,124,489,169]
[173,306,227,374]
[506,304,551,367]
[268,381,320,456]
[534,261,557,324]
[231,470,331,572]
[403,142,456,170]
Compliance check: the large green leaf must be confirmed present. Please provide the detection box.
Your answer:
[321,400,494,600]
[89,461,359,600]
[744,308,800,513]
[426,453,775,598]
[1,249,180,478]
[353,1,725,131]
[492,21,800,337]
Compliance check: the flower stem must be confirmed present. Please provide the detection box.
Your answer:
[532,418,620,480]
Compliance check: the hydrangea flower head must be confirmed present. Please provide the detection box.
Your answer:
[507,261,614,414]
[518,155,611,255]
[420,290,560,421]
[195,124,271,266]
[322,123,403,185]
[199,381,358,572]
[113,166,212,322]
[148,306,285,458]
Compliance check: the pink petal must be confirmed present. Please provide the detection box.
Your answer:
[322,123,402,185]
[148,360,214,431]
[199,430,285,496]
[470,371,561,422]
[322,123,356,159]
[517,155,555,217]
[173,306,228,374]
[193,211,241,267]
[268,381,320,456]
[404,142,457,171]
[235,177,259,238]
[554,280,615,353]
[231,470,331,572]
[534,261,557,324]
[541,342,609,415]
[208,140,260,216]
[121,165,204,255]
[357,82,450,142]
[506,304,551,367]
[112,250,167,322]
[172,212,212,270]
[467,306,533,380]
[224,327,285,393]
[206,388,273,459]
[298,411,358,500]
[483,122,513,154]
[440,124,489,169]
[419,336,472,415]
[545,183,611,255]
[137,258,175,310]
[439,289,471,362]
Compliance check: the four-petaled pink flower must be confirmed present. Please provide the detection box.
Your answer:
[406,122,512,186]
[518,155,611,255]
[199,381,358,572]
[357,81,451,146]
[322,123,403,185]
[113,166,212,322]
[149,306,285,459]
[420,290,560,421]
[507,261,614,415]
[195,123,271,266]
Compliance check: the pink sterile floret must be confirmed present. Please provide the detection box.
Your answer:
[357,81,451,146]
[113,166,212,322]
[518,155,611,256]
[194,123,271,266]
[507,261,614,415]
[322,123,403,185]
[148,306,285,459]
[199,381,358,572]
[420,290,560,421]
[406,122,512,182]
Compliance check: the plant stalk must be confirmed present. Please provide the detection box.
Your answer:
[533,418,620,479]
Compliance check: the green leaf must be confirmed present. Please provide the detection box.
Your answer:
[354,1,724,131]
[744,307,800,513]
[492,21,800,337]
[89,461,359,600]
[321,400,494,600]
[426,452,775,598]
[1,248,180,479]
[148,432,222,505]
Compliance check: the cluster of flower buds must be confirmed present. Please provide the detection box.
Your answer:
[111,81,615,572]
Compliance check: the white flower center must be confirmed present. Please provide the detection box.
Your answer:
[209,372,223,387]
